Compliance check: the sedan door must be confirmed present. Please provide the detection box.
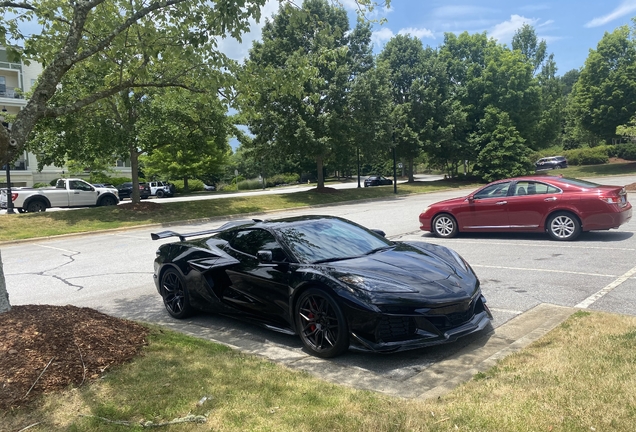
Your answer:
[506,181,562,231]
[220,229,293,326]
[459,181,512,231]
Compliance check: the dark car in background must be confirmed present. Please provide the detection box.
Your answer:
[364,176,393,187]
[151,215,492,358]
[536,156,568,170]
[117,182,150,200]
[419,175,632,241]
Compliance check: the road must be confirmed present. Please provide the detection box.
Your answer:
[1,174,635,396]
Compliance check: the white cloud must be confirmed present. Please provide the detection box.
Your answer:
[398,27,434,39]
[585,0,636,28]
[371,27,394,47]
[489,14,539,42]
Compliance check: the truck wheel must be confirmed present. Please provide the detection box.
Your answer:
[156,189,165,198]
[100,196,117,206]
[26,200,47,213]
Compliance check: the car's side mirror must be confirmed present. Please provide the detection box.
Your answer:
[256,250,273,263]
[467,195,475,202]
[371,229,386,237]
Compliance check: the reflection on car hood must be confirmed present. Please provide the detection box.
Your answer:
[327,243,477,300]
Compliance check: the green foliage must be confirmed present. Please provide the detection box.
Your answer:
[106,177,133,187]
[615,143,636,160]
[472,108,534,182]
[32,182,49,188]
[570,26,636,142]
[563,146,610,165]
[169,180,204,193]
[266,173,300,187]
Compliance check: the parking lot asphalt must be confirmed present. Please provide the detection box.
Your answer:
[2,173,635,398]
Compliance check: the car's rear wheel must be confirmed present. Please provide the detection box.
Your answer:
[432,213,458,238]
[161,268,193,319]
[156,189,165,198]
[547,212,580,241]
[26,200,47,213]
[296,288,349,358]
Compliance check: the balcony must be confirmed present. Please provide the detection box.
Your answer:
[0,86,24,99]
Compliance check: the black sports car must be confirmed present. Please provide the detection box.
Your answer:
[151,216,492,358]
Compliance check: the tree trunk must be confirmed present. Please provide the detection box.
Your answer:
[408,158,414,183]
[184,177,189,193]
[316,155,325,189]
[130,147,141,204]
[0,250,11,314]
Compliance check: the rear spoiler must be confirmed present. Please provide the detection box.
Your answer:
[151,219,260,241]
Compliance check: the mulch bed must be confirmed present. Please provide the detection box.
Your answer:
[0,305,149,411]
[626,183,636,192]
[118,201,163,212]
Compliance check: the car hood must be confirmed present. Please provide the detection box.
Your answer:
[325,242,477,302]
[428,196,469,208]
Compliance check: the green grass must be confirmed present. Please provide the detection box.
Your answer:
[4,311,636,431]
[0,179,477,242]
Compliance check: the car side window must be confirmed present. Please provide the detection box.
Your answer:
[228,229,287,261]
[474,182,511,199]
[532,182,560,194]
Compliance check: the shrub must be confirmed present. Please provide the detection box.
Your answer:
[32,182,49,188]
[563,146,609,165]
[266,173,299,187]
[169,179,205,193]
[615,143,636,160]
[107,177,132,187]
[238,179,263,190]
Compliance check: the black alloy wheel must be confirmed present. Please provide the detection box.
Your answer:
[432,213,458,238]
[296,288,349,358]
[26,200,47,213]
[547,211,581,241]
[161,268,193,319]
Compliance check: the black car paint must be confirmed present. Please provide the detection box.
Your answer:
[153,216,491,354]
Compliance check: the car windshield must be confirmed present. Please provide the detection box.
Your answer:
[276,219,392,264]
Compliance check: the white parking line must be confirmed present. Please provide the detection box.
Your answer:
[471,264,617,278]
[575,265,636,309]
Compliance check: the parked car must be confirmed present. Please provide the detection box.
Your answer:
[204,184,216,191]
[536,156,568,170]
[0,178,119,212]
[92,183,116,190]
[151,215,492,358]
[117,182,150,200]
[364,175,393,187]
[147,181,174,198]
[419,175,632,241]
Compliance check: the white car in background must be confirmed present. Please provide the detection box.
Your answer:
[147,181,173,198]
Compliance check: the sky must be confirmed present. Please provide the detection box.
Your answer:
[219,0,636,74]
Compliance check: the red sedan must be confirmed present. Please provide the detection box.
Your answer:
[419,176,632,241]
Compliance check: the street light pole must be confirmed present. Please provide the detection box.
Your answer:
[357,146,361,188]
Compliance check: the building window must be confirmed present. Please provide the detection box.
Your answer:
[0,76,6,96]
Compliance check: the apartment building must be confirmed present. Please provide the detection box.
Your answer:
[1,47,131,186]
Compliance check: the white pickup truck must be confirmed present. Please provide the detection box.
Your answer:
[0,178,119,213]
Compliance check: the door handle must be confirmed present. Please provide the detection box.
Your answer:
[74,191,80,194]
[496,201,507,205]
[544,197,557,202]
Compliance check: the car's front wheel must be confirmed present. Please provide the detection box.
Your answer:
[161,268,193,319]
[99,196,117,206]
[296,288,349,358]
[547,212,581,241]
[156,189,165,198]
[432,213,458,238]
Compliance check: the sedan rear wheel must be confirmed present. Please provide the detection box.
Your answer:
[547,212,581,241]
[432,213,458,238]
[296,288,349,358]
[161,268,193,318]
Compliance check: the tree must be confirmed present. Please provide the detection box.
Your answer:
[378,34,427,182]
[472,108,534,182]
[571,25,636,142]
[511,24,547,74]
[0,0,391,312]
[238,0,363,189]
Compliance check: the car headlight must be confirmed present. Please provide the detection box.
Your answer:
[337,275,418,293]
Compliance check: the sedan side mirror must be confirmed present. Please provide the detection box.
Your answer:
[256,250,273,263]
[467,195,475,202]
[371,229,386,237]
